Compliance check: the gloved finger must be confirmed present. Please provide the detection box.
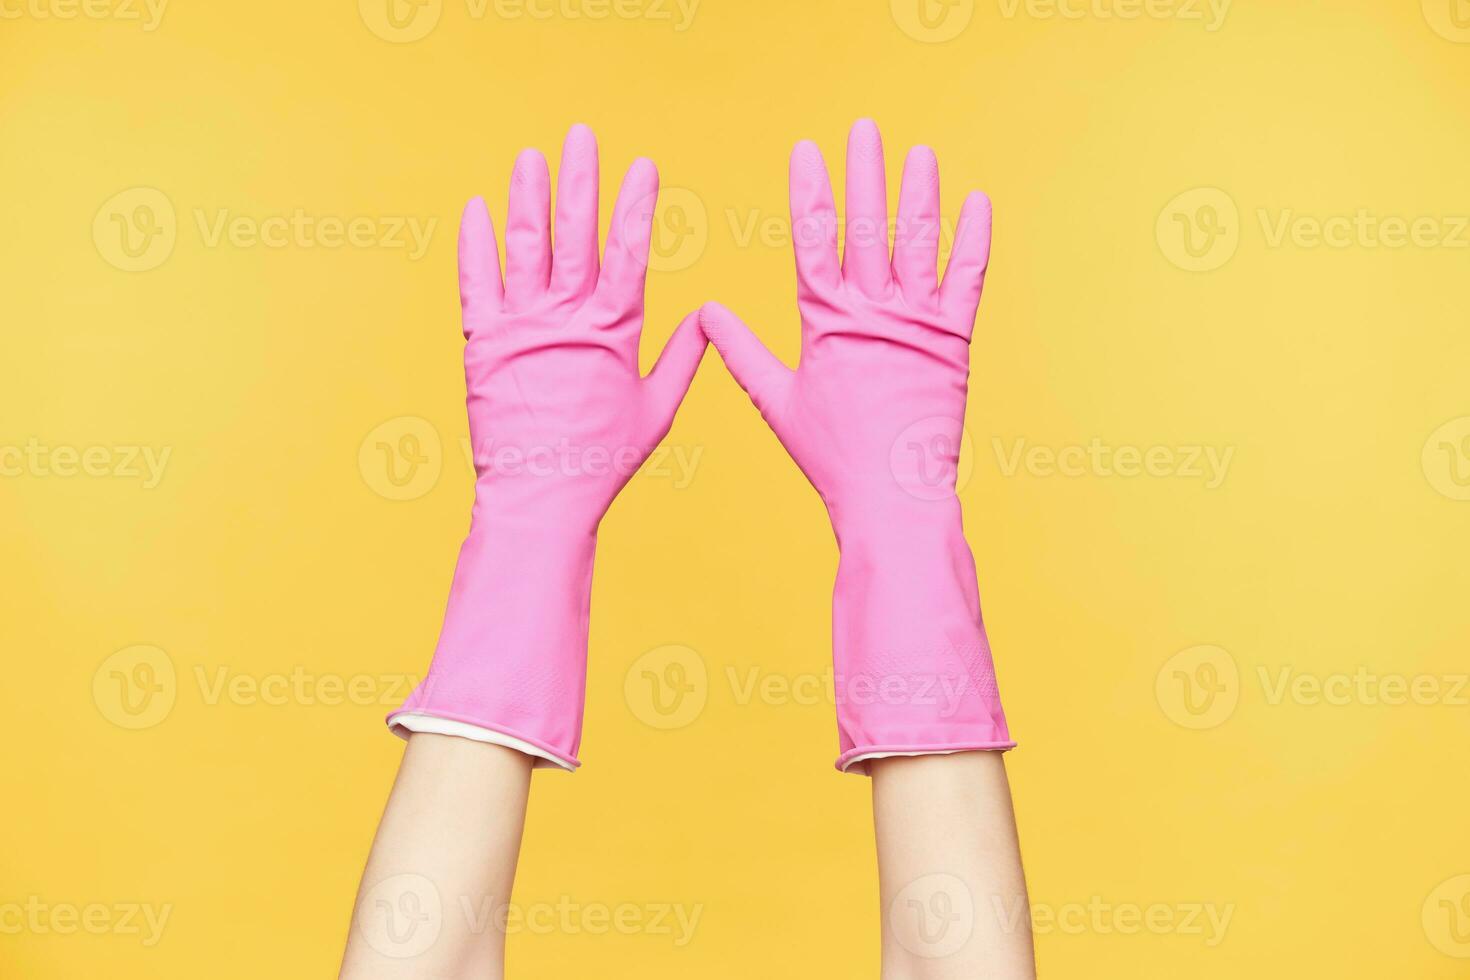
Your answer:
[842,119,893,299]
[505,148,552,306]
[698,301,794,420]
[641,311,708,444]
[599,157,660,310]
[790,140,839,295]
[458,196,503,330]
[893,145,941,310]
[939,191,993,336]
[551,124,600,299]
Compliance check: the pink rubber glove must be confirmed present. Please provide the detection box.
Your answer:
[387,125,707,769]
[700,119,1013,773]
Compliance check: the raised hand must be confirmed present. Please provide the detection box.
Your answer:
[388,125,707,770]
[700,119,1012,772]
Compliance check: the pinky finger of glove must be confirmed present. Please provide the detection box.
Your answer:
[939,191,994,337]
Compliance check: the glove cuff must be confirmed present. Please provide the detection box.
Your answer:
[386,519,597,768]
[830,516,1013,774]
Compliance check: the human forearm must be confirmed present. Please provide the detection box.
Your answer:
[872,752,1035,980]
[339,734,532,979]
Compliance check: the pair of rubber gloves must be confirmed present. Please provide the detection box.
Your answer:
[387,121,1013,774]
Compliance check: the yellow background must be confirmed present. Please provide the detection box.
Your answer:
[3,0,1469,976]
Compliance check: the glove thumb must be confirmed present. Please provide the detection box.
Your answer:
[698,302,794,420]
[642,311,708,445]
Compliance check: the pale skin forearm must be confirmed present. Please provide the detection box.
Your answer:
[872,753,1036,980]
[340,734,533,980]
